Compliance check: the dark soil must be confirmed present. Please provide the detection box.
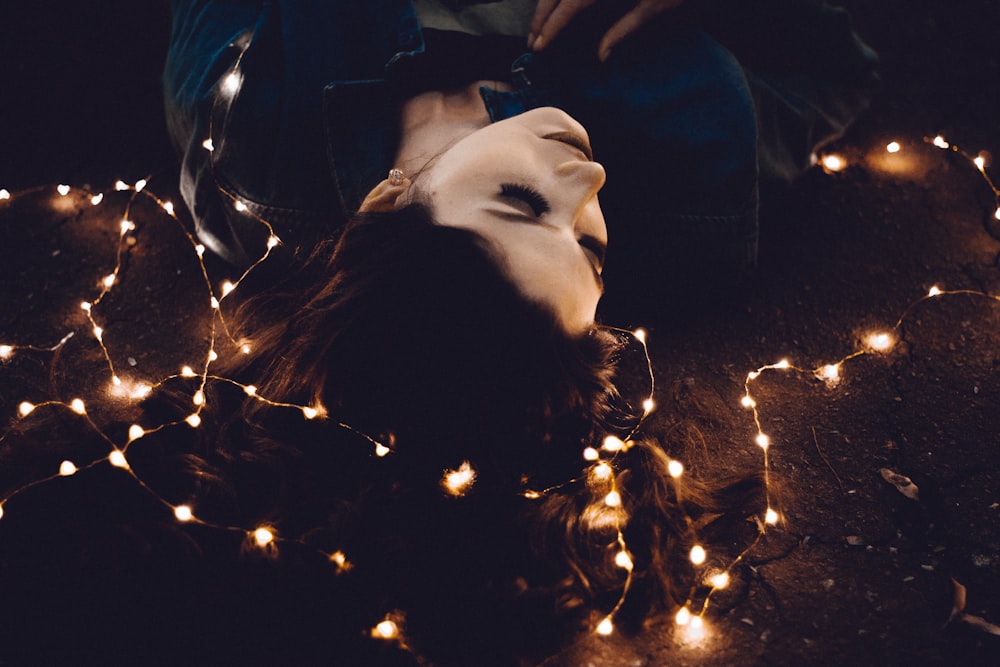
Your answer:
[2,2,999,665]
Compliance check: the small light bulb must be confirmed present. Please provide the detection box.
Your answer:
[821,154,846,172]
[928,286,942,297]
[0,504,4,520]
[820,364,840,380]
[162,201,175,215]
[774,359,791,369]
[81,301,92,312]
[221,281,236,296]
[748,370,760,380]
[195,244,206,257]
[243,384,257,396]
[253,527,274,546]
[974,156,986,170]
[211,297,220,310]
[690,545,706,565]
[0,344,12,359]
[18,401,35,416]
[223,72,241,95]
[0,189,10,200]
[710,572,730,590]
[756,433,770,449]
[633,328,647,343]
[174,505,194,522]
[186,413,202,428]
[868,332,893,351]
[120,219,135,234]
[675,607,692,626]
[202,138,214,152]
[57,184,71,196]
[103,274,116,288]
[593,461,613,480]
[615,550,634,571]
[582,446,600,461]
[114,180,129,191]
[70,398,86,415]
[111,376,122,387]
[596,617,614,636]
[442,461,476,496]
[373,620,398,640]
[740,395,756,408]
[90,193,104,205]
[93,326,103,341]
[375,443,391,457]
[128,424,145,440]
[642,398,655,414]
[241,344,252,354]
[59,460,78,476]
[994,207,1000,221]
[302,406,319,419]
[687,615,705,640]
[267,235,280,249]
[604,490,622,507]
[134,179,147,192]
[109,450,129,468]
[886,141,901,153]
[234,200,248,212]
[181,366,196,377]
[765,508,780,525]
[130,384,152,400]
[667,460,684,478]
[602,435,625,452]
[193,390,205,406]
[208,350,219,362]
[933,136,949,149]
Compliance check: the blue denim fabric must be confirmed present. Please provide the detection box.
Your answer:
[164,0,877,284]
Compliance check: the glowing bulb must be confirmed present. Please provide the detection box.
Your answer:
[974,156,986,170]
[90,193,104,205]
[596,617,614,636]
[765,508,780,525]
[134,179,147,192]
[128,424,145,440]
[243,384,257,396]
[820,364,840,380]
[690,545,706,565]
[928,286,942,297]
[18,401,35,416]
[0,345,12,359]
[774,359,791,369]
[81,301,92,312]
[114,180,129,191]
[302,406,319,419]
[221,281,236,296]
[330,551,348,568]
[593,461,613,481]
[181,366,196,377]
[193,390,205,406]
[933,136,949,149]
[375,443,391,457]
[747,370,760,380]
[668,460,684,478]
[109,450,129,468]
[756,433,770,449]
[223,72,241,95]
[582,446,600,461]
[70,398,86,415]
[57,184,70,196]
[174,505,193,522]
[130,383,152,399]
[602,435,625,452]
[267,235,280,249]
[443,461,476,496]
[162,201,175,215]
[868,332,893,351]
[633,328,647,343]
[102,274,116,288]
[675,607,692,626]
[202,138,214,151]
[604,490,622,508]
[886,141,901,153]
[642,398,655,414]
[0,504,4,520]
[710,572,730,590]
[740,395,756,408]
[110,375,121,387]
[234,200,248,213]
[185,413,202,428]
[195,244,206,257]
[59,460,78,476]
[253,527,274,547]
[0,189,10,200]
[994,207,1000,221]
[373,619,399,640]
[687,615,705,640]
[209,350,218,362]
[241,344,251,354]
[120,219,135,234]
[210,296,220,310]
[93,326,103,341]
[615,550,634,571]
[821,154,845,172]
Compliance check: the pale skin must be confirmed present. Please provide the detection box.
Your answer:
[361,83,607,333]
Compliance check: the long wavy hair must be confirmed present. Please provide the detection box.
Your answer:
[144,203,764,665]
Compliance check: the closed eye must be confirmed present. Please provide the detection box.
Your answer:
[499,183,550,217]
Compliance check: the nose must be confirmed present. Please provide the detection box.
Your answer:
[556,159,606,198]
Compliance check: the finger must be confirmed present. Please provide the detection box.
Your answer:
[529,0,561,43]
[598,0,684,61]
[531,0,598,51]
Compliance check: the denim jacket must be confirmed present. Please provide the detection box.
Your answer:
[164,0,878,296]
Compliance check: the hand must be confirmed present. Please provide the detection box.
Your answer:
[529,0,686,62]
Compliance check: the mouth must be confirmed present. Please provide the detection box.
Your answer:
[542,131,594,161]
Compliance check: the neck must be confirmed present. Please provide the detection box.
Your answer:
[394,80,511,174]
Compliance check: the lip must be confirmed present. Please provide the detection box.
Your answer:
[542,131,594,161]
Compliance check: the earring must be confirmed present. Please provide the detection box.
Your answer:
[388,168,406,186]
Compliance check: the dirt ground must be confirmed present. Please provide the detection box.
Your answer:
[1,2,999,665]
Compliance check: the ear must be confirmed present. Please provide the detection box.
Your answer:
[359,177,411,212]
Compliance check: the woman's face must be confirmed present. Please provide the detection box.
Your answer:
[419,107,608,333]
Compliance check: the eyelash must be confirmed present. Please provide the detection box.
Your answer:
[499,183,550,217]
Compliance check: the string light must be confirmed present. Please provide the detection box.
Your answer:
[690,545,707,566]
[59,460,78,476]
[174,505,194,522]
[886,141,901,153]
[442,461,476,496]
